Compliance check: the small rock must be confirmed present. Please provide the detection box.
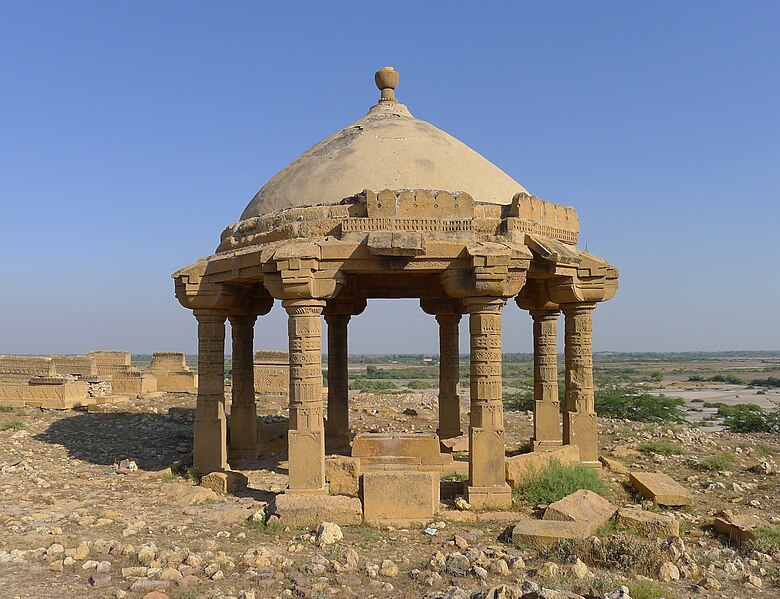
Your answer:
[537,561,559,577]
[696,576,721,590]
[88,574,112,587]
[379,559,398,577]
[315,522,343,546]
[445,553,470,577]
[658,561,680,582]
[473,565,488,581]
[570,558,589,579]
[454,497,471,511]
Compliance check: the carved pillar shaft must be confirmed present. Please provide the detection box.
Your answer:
[562,302,598,464]
[284,298,327,494]
[193,309,228,473]
[531,309,562,450]
[465,297,511,509]
[325,314,350,449]
[228,314,258,459]
[436,313,462,440]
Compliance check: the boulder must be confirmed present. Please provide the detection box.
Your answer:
[713,511,762,545]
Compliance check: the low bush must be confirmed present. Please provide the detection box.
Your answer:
[697,452,736,471]
[638,440,685,456]
[722,403,780,433]
[595,384,686,424]
[349,379,396,392]
[519,459,611,505]
[748,526,780,554]
[540,534,665,577]
[0,419,25,431]
[503,389,533,411]
[404,380,429,390]
[750,377,780,388]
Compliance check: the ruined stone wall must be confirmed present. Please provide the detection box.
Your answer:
[51,355,98,377]
[146,352,196,393]
[0,356,56,382]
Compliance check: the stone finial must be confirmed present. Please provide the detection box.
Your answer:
[375,66,399,103]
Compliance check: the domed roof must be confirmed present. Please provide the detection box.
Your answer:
[240,67,529,220]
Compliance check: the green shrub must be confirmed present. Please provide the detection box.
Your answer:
[595,384,686,424]
[751,377,780,388]
[519,459,611,505]
[404,380,429,390]
[697,452,735,471]
[722,403,780,433]
[628,579,679,599]
[638,440,685,456]
[0,419,25,431]
[748,526,780,554]
[349,379,396,392]
[503,389,533,411]
[540,534,664,577]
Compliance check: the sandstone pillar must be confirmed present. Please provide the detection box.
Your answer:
[228,314,258,459]
[465,297,512,509]
[193,309,228,473]
[530,309,562,451]
[324,313,351,450]
[562,302,599,465]
[284,298,327,494]
[436,313,462,440]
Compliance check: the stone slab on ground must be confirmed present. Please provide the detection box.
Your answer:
[362,471,439,523]
[271,493,362,527]
[325,456,361,496]
[616,507,679,537]
[713,511,763,545]
[543,489,616,529]
[510,519,593,548]
[505,445,580,488]
[599,455,630,474]
[629,471,693,506]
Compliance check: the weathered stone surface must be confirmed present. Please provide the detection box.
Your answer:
[362,471,439,523]
[599,455,630,474]
[505,445,580,488]
[713,511,762,545]
[271,493,362,526]
[325,456,361,496]
[543,490,616,530]
[200,471,248,495]
[616,507,679,537]
[629,471,692,506]
[510,519,592,548]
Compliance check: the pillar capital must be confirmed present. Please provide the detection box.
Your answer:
[194,308,228,323]
[463,296,506,313]
[529,308,561,322]
[282,298,326,315]
[561,301,596,315]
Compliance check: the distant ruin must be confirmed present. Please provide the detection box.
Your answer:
[0,350,197,408]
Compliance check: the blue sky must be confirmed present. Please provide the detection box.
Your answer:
[1,2,778,354]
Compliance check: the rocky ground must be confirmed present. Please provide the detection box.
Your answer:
[0,390,778,599]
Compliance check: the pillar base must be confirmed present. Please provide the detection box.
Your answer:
[325,431,352,452]
[436,428,464,441]
[228,445,260,460]
[531,438,563,452]
[285,485,329,496]
[581,460,603,471]
[467,484,512,510]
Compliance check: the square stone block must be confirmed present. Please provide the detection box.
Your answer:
[629,471,692,507]
[200,471,247,495]
[543,489,616,529]
[616,507,679,537]
[272,493,362,527]
[467,484,512,510]
[352,432,441,459]
[362,471,439,523]
[511,519,593,548]
[325,456,361,496]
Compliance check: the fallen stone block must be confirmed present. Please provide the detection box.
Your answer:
[629,471,692,506]
[713,511,762,545]
[440,434,468,453]
[505,445,580,488]
[200,471,247,495]
[599,455,630,474]
[510,519,593,548]
[271,493,362,527]
[543,489,616,531]
[616,507,679,537]
[362,471,439,523]
[325,456,361,496]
